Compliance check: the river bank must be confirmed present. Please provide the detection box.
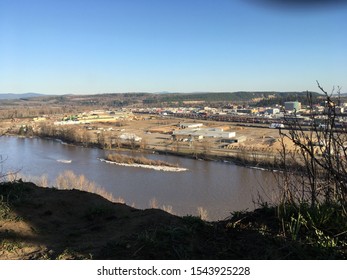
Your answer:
[3,112,290,173]
[150,147,281,171]
[5,131,281,172]
[1,181,345,260]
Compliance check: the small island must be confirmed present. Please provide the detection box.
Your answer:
[100,153,188,172]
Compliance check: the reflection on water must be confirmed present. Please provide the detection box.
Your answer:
[0,136,277,220]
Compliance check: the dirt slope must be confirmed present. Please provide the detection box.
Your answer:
[1,181,342,260]
[1,181,185,259]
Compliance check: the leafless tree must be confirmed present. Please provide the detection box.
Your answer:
[277,82,347,208]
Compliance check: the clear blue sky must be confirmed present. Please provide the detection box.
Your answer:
[1,0,346,94]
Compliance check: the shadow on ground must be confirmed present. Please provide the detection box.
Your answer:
[0,181,340,259]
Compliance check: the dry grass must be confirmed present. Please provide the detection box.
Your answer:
[55,170,125,203]
[106,153,178,168]
[161,205,175,215]
[149,197,176,215]
[11,172,205,220]
[197,206,209,221]
[12,171,125,204]
[149,197,158,208]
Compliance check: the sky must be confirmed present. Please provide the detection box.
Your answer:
[0,0,346,95]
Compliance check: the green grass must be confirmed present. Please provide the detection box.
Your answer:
[278,203,347,255]
[222,202,347,259]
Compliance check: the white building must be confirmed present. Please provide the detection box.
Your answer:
[173,128,236,139]
[119,133,142,142]
[265,108,280,115]
[178,123,204,129]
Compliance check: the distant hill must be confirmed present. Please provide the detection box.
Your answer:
[143,91,323,105]
[0,91,325,106]
[0,93,44,100]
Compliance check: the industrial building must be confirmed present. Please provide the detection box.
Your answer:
[265,108,280,115]
[178,123,203,129]
[284,101,301,112]
[172,127,236,140]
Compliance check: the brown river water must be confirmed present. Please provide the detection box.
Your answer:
[0,136,277,220]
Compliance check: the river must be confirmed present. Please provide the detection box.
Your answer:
[0,136,277,220]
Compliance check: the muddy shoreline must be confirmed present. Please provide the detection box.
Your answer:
[5,132,281,171]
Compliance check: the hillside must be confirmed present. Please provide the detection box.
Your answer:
[142,91,323,105]
[0,181,345,260]
[2,91,323,107]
